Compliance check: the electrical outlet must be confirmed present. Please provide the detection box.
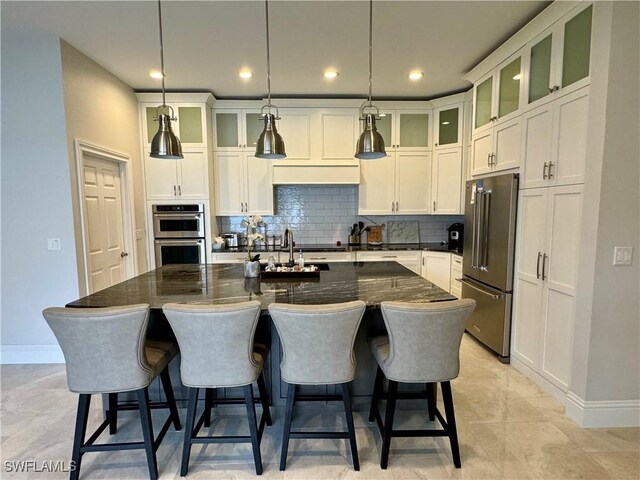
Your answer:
[613,246,633,266]
[47,238,61,251]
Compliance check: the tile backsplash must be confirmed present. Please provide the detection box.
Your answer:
[217,186,463,245]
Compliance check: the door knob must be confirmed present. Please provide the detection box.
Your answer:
[120,252,129,258]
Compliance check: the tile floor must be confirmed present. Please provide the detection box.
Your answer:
[1,336,638,479]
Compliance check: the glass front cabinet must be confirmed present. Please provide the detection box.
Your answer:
[374,110,431,152]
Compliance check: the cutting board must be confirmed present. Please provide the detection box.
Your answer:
[387,221,419,244]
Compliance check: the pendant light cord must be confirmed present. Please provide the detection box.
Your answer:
[157,0,166,108]
[367,0,373,107]
[265,0,272,109]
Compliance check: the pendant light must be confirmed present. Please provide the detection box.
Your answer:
[255,0,286,159]
[355,0,386,159]
[150,0,183,159]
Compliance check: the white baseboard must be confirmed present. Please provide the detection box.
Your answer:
[510,355,567,403]
[566,392,640,428]
[1,344,64,364]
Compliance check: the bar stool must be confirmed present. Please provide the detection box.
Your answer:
[368,299,476,469]
[162,301,271,476]
[42,304,182,480]
[268,301,366,471]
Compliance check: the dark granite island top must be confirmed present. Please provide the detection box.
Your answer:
[67,261,455,311]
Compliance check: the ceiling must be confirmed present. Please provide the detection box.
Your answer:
[2,0,551,99]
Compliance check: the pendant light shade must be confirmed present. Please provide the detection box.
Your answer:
[255,0,286,159]
[355,0,385,160]
[149,0,183,159]
[255,111,286,159]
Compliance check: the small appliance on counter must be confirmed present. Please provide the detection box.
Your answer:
[447,223,464,253]
[221,233,239,249]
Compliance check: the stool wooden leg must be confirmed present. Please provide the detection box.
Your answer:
[160,368,182,431]
[256,372,272,426]
[441,381,461,468]
[426,382,437,421]
[380,380,398,470]
[244,384,263,475]
[203,388,213,428]
[279,383,296,471]
[341,383,360,471]
[181,387,198,477]
[136,388,158,480]
[108,393,118,434]
[369,366,384,422]
[70,394,91,480]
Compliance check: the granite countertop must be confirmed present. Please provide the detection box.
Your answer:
[219,242,460,254]
[67,262,455,312]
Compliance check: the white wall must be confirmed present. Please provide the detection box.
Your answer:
[1,26,78,362]
[60,40,147,293]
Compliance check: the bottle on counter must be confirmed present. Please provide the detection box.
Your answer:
[297,250,305,268]
[268,255,276,270]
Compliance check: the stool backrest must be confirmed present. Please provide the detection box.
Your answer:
[162,301,261,388]
[42,304,153,393]
[380,299,476,382]
[268,301,366,385]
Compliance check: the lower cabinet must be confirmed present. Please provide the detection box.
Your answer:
[450,254,463,297]
[421,251,451,292]
[512,184,583,392]
[356,251,421,275]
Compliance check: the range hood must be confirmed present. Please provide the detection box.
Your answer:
[272,163,360,185]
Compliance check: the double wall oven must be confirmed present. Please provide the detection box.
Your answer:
[153,204,206,266]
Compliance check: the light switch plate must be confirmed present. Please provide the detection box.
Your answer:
[613,246,633,266]
[47,238,61,251]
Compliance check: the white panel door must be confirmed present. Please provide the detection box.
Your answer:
[245,154,274,215]
[321,111,358,160]
[512,188,547,369]
[396,151,431,214]
[470,130,493,176]
[358,154,395,214]
[551,87,589,186]
[493,116,522,172]
[278,109,311,160]
[215,152,244,215]
[144,149,178,200]
[521,103,554,189]
[541,185,582,390]
[83,156,126,293]
[178,149,208,199]
[431,147,462,214]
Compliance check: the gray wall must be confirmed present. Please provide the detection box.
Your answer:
[571,1,640,403]
[1,26,79,350]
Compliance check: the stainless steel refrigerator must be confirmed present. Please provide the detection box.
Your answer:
[462,173,518,363]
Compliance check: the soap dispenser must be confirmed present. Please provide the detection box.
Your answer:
[297,250,305,268]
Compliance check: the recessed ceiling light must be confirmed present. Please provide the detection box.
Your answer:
[513,74,521,80]
[324,69,339,79]
[409,71,424,81]
[149,70,164,79]
[239,70,253,79]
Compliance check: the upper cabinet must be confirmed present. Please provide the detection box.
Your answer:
[376,110,432,152]
[523,3,593,110]
[434,103,463,149]
[213,109,263,152]
[141,103,208,149]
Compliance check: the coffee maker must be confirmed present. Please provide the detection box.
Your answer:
[447,223,464,253]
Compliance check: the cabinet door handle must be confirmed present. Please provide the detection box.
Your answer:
[395,201,399,211]
[309,257,327,260]
[178,185,181,196]
[548,161,555,179]
[173,185,177,196]
[244,202,248,212]
[543,162,549,179]
[536,252,542,279]
[553,85,560,92]
[487,153,491,167]
[382,255,397,259]
[548,86,555,94]
[433,201,437,211]
[241,202,244,212]
[542,253,548,281]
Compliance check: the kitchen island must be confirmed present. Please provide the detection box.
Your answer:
[68,262,455,404]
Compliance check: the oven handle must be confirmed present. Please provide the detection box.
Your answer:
[153,214,204,220]
[154,239,205,246]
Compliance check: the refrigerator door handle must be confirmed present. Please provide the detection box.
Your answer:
[481,191,491,270]
[460,278,505,299]
[471,192,480,268]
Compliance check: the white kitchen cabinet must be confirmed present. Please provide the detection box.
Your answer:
[375,110,432,152]
[303,251,355,263]
[434,103,463,149]
[523,3,593,111]
[274,108,314,161]
[213,109,265,152]
[144,148,209,200]
[359,151,431,215]
[512,184,583,392]
[421,251,451,292]
[317,109,360,162]
[214,152,273,216]
[431,147,463,214]
[470,115,522,176]
[141,102,208,149]
[521,87,589,189]
[356,251,421,275]
[450,254,463,298]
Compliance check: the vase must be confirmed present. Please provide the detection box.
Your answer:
[244,260,260,278]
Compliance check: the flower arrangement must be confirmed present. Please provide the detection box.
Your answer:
[242,215,264,261]
[213,236,225,250]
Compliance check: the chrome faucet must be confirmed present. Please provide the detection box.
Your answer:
[284,228,294,266]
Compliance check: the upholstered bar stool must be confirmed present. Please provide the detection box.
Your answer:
[368,299,476,469]
[162,301,271,476]
[268,301,366,471]
[42,304,182,480]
